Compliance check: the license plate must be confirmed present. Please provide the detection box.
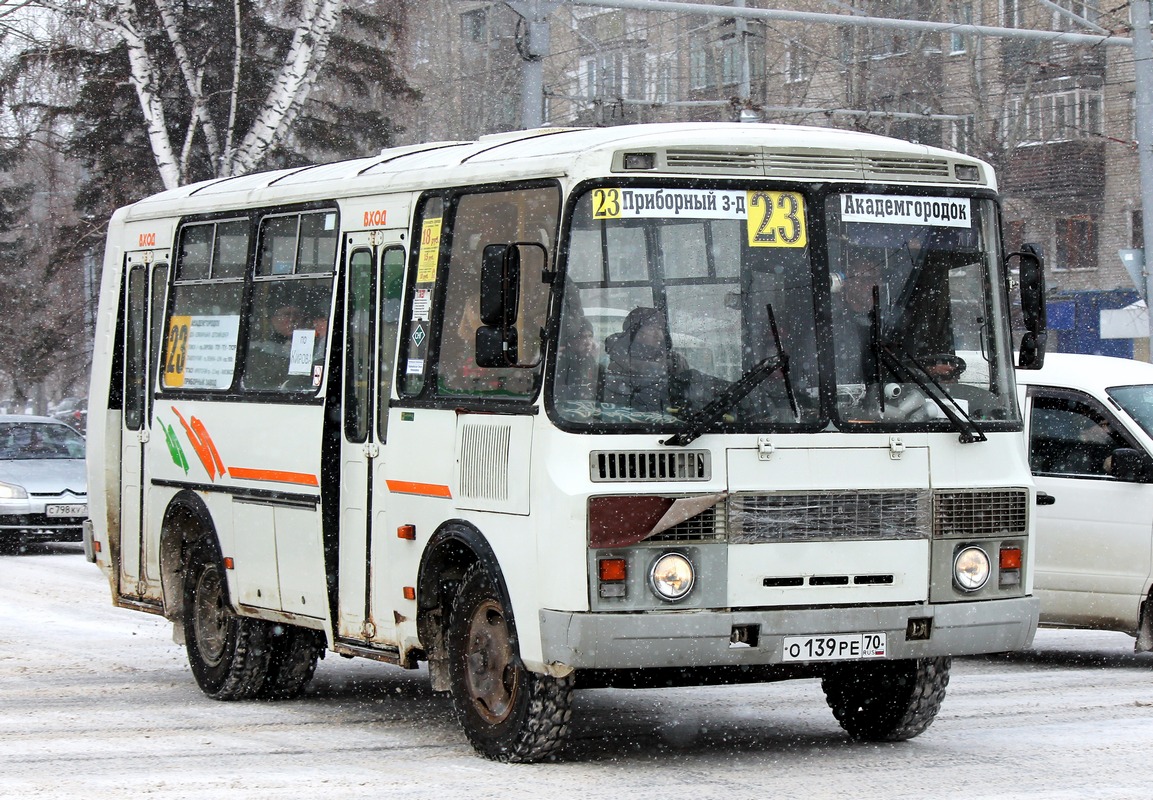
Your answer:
[45,504,87,518]
[782,632,887,662]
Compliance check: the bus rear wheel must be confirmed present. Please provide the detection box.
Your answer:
[821,656,950,742]
[257,624,321,700]
[447,563,573,762]
[182,540,271,700]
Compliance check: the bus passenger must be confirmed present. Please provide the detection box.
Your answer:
[602,307,690,412]
[245,302,301,388]
[553,287,600,403]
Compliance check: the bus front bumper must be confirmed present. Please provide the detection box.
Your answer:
[538,596,1039,670]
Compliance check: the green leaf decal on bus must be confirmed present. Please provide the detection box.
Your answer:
[158,416,190,474]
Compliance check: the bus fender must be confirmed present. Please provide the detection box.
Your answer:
[416,520,512,692]
[159,490,221,624]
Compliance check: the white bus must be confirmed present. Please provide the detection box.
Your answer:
[86,123,1048,762]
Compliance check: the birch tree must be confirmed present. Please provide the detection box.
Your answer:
[0,0,412,408]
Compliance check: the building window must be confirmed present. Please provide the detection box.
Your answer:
[786,40,809,84]
[1055,216,1098,271]
[950,115,974,152]
[950,2,972,54]
[1133,210,1144,250]
[720,40,741,86]
[690,43,712,90]
[461,8,487,43]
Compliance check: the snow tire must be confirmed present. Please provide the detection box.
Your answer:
[182,539,272,701]
[447,562,574,762]
[258,624,321,700]
[822,656,950,742]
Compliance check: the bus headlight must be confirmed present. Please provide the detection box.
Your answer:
[954,546,990,592]
[649,552,695,601]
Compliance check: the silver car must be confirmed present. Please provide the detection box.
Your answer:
[0,415,87,553]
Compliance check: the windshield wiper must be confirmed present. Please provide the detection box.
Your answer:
[663,305,796,448]
[875,342,987,444]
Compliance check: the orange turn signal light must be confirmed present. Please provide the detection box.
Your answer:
[397,524,416,540]
[999,547,1022,570]
[599,558,628,583]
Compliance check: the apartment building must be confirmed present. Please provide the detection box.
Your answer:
[399,0,1143,352]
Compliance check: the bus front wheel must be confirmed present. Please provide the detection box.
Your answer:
[821,656,950,741]
[446,563,573,762]
[182,539,271,700]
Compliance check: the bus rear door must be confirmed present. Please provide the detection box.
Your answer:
[119,251,168,600]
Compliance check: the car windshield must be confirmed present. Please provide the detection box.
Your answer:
[0,422,86,460]
[1106,384,1153,438]
[551,184,1019,435]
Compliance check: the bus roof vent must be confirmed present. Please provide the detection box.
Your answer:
[661,149,762,175]
[762,151,861,179]
[864,155,952,181]
[590,450,711,482]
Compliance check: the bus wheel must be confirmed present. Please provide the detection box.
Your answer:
[182,540,271,700]
[447,563,574,762]
[821,656,950,742]
[257,624,321,700]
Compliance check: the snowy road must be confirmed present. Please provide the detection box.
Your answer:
[2,547,1152,799]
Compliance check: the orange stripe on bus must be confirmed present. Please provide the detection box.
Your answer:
[228,467,320,487]
[386,480,452,498]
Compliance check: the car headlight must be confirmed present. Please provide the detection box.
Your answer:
[649,552,695,601]
[0,481,27,499]
[954,545,991,592]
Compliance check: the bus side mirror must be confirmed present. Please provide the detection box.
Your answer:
[477,244,520,367]
[1011,242,1047,370]
[480,244,520,327]
[476,241,548,368]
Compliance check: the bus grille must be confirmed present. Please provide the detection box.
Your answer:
[589,450,711,482]
[728,490,931,543]
[458,423,511,501]
[933,489,1028,537]
[647,504,727,542]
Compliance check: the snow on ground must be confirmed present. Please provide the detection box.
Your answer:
[2,546,1152,799]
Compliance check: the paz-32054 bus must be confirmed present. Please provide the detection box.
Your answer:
[86,123,1047,761]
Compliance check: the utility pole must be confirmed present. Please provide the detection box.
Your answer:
[507,0,558,128]
[1132,0,1153,351]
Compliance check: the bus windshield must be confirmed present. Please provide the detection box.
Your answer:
[552,185,1019,434]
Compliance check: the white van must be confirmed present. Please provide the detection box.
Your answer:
[1016,353,1153,650]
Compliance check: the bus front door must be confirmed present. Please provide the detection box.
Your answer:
[336,232,405,647]
[118,254,167,601]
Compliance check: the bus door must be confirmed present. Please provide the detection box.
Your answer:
[336,231,406,645]
[119,252,168,599]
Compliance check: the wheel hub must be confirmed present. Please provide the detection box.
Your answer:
[192,565,228,667]
[464,600,518,723]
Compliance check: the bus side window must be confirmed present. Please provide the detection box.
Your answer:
[241,210,337,393]
[161,220,247,392]
[377,245,405,441]
[436,185,559,398]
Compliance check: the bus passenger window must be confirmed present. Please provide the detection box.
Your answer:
[241,209,337,393]
[161,220,247,391]
[242,277,333,392]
